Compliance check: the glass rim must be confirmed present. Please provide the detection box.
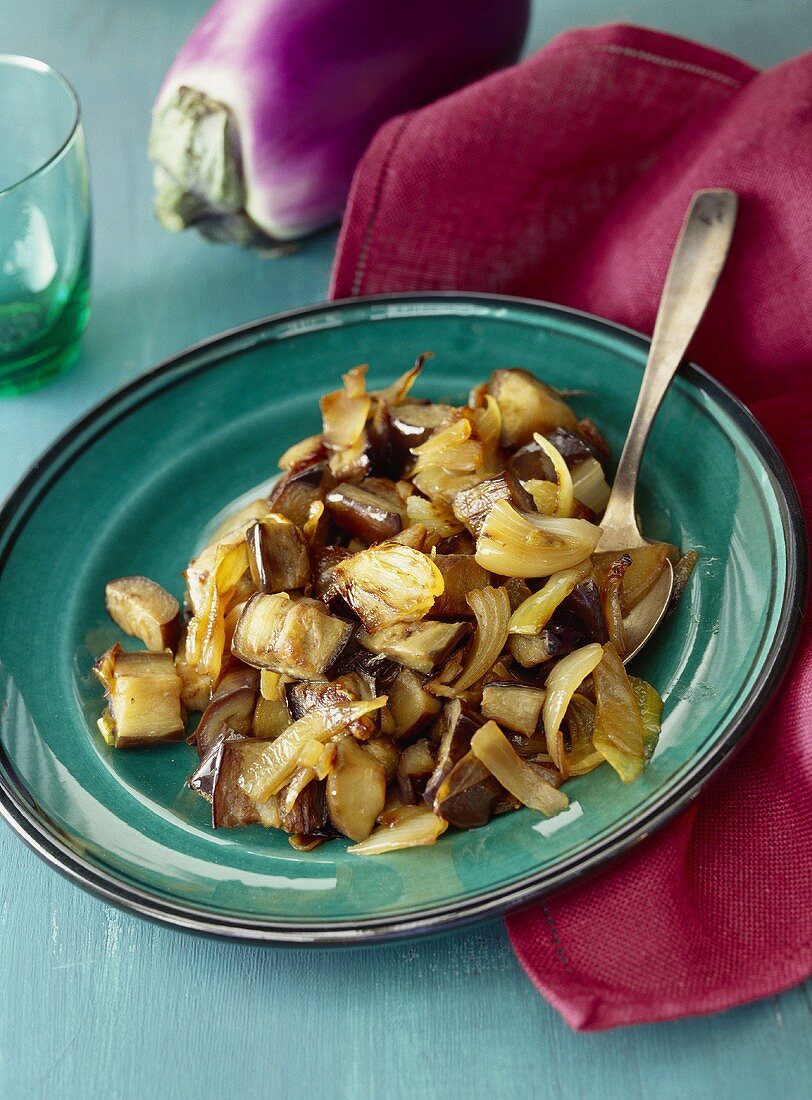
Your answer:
[0,54,81,199]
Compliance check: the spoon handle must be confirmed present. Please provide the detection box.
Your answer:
[599,189,738,548]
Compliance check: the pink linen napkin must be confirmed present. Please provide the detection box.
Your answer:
[329,24,812,1029]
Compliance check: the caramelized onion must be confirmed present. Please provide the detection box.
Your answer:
[532,432,574,517]
[238,697,387,802]
[508,562,592,634]
[450,586,511,693]
[470,721,568,816]
[475,500,600,578]
[592,643,645,782]
[542,642,603,769]
[348,806,447,854]
[333,543,444,633]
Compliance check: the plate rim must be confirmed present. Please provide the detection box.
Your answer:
[0,290,807,945]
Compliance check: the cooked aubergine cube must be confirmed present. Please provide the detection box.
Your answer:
[194,663,259,757]
[325,478,405,542]
[508,623,583,668]
[105,575,180,653]
[562,578,608,642]
[232,593,355,680]
[423,698,483,804]
[246,514,310,594]
[452,471,535,538]
[397,739,436,804]
[507,440,556,485]
[189,724,247,801]
[94,645,185,748]
[326,737,388,842]
[362,736,400,781]
[431,555,491,617]
[285,674,379,740]
[267,460,328,528]
[358,620,471,676]
[432,751,501,830]
[279,778,330,836]
[386,667,443,739]
[310,545,353,611]
[481,681,546,737]
[487,368,578,448]
[211,739,277,827]
[390,402,453,454]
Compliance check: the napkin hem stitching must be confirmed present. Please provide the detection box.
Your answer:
[599,44,745,89]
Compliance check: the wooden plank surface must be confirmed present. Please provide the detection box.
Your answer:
[1,2,810,1096]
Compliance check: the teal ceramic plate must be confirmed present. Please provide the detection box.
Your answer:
[0,294,806,943]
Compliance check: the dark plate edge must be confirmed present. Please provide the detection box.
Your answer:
[0,291,807,945]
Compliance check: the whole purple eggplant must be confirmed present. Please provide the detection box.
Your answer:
[149,0,529,247]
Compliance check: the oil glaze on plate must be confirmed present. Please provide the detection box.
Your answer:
[0,294,805,943]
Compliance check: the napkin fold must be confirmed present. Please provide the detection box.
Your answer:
[330,23,812,1029]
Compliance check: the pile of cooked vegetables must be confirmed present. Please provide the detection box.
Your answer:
[94,361,697,854]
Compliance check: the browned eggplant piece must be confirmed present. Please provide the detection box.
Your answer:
[386,667,443,739]
[507,439,556,484]
[324,478,405,542]
[94,646,186,748]
[342,649,401,695]
[310,545,353,615]
[481,681,545,736]
[389,402,453,457]
[508,622,583,668]
[487,368,578,447]
[358,619,471,676]
[279,778,330,836]
[433,751,501,830]
[285,673,379,740]
[431,555,491,617]
[362,736,400,781]
[105,575,180,653]
[423,698,483,804]
[397,739,436,804]
[211,739,273,827]
[194,662,259,758]
[246,514,310,594]
[544,426,603,468]
[435,531,477,556]
[576,417,610,460]
[189,724,247,800]
[561,578,608,643]
[231,593,355,680]
[326,737,388,842]
[504,576,533,611]
[365,400,401,479]
[452,470,534,538]
[267,460,329,527]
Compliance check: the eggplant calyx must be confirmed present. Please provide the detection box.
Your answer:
[149,86,277,248]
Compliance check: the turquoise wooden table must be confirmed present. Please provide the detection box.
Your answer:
[1,3,810,1096]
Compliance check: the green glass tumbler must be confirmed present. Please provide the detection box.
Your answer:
[0,56,91,396]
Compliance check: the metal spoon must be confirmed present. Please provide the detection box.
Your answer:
[596,188,738,661]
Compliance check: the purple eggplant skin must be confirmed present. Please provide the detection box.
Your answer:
[150,0,530,247]
[562,579,609,643]
[193,663,259,758]
[423,699,483,806]
[268,461,328,528]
